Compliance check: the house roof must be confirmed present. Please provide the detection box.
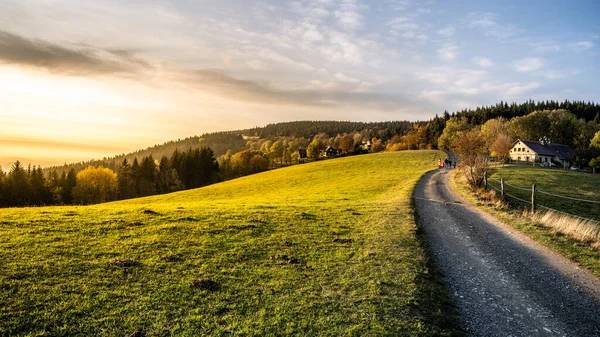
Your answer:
[519,140,573,160]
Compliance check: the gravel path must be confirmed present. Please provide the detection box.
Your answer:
[414,168,600,337]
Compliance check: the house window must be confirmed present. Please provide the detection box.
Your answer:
[526,156,529,162]
[518,156,521,161]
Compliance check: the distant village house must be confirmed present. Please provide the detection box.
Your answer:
[325,146,339,157]
[509,140,573,167]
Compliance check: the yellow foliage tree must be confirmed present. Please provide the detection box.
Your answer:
[72,166,118,205]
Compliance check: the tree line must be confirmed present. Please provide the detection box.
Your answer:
[5,100,600,207]
[0,147,218,207]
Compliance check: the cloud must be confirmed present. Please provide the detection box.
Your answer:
[503,82,541,97]
[385,0,410,11]
[466,12,521,39]
[472,57,493,68]
[387,17,427,40]
[0,29,149,75]
[438,45,459,61]
[570,41,594,51]
[179,69,421,112]
[530,41,561,53]
[437,25,455,37]
[513,57,544,72]
[334,0,366,31]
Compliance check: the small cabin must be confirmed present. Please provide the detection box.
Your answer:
[509,140,573,167]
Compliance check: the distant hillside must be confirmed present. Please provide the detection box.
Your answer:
[43,120,414,175]
[41,99,600,175]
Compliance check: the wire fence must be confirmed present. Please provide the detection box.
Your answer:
[486,177,600,225]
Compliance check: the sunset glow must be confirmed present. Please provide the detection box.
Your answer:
[1,0,599,168]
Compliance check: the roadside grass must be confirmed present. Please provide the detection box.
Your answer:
[450,169,600,278]
[0,150,458,336]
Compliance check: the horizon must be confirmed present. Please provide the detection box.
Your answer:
[1,0,599,168]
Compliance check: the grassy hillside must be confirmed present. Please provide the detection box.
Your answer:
[0,151,456,336]
[487,166,600,221]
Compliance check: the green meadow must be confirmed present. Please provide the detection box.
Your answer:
[487,165,600,221]
[0,150,456,336]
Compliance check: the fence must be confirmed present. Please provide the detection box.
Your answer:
[482,172,600,226]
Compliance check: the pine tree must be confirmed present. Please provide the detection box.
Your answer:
[117,159,135,200]
[157,156,171,194]
[7,161,30,206]
[62,169,77,204]
[170,169,185,192]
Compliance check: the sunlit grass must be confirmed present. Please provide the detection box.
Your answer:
[0,150,456,336]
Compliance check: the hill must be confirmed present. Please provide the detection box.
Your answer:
[42,120,414,175]
[0,150,458,336]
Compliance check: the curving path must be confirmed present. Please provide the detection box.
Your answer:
[414,168,600,337]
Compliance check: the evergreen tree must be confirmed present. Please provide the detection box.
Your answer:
[7,161,30,206]
[61,169,77,204]
[157,156,171,194]
[0,165,6,206]
[138,156,157,196]
[170,169,185,192]
[131,158,141,197]
[117,159,136,200]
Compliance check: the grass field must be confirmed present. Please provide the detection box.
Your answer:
[487,165,600,221]
[451,167,600,278]
[0,150,458,336]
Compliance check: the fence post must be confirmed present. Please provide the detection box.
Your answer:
[531,184,536,213]
[484,171,488,190]
[501,179,505,200]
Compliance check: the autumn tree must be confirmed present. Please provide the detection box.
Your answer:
[72,166,118,204]
[438,117,471,150]
[307,139,326,159]
[270,140,284,167]
[340,134,354,154]
[480,117,511,151]
[453,129,488,189]
[489,134,514,164]
[370,138,384,153]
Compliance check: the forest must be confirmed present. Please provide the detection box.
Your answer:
[2,99,600,207]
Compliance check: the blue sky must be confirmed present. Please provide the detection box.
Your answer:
[0,0,598,166]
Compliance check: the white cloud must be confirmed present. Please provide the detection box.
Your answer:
[437,25,455,37]
[513,57,544,72]
[466,12,521,39]
[385,0,410,11]
[530,41,561,53]
[472,57,493,68]
[334,0,366,31]
[438,45,459,61]
[504,82,541,97]
[570,41,594,51]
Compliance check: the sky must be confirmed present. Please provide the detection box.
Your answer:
[1,0,599,168]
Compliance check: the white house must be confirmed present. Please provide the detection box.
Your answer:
[509,140,573,167]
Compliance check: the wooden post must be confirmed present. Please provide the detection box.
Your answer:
[501,179,505,199]
[531,184,536,213]
[484,171,488,190]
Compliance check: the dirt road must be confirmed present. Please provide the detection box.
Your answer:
[414,169,600,337]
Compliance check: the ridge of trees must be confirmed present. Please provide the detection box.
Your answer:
[0,148,218,207]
